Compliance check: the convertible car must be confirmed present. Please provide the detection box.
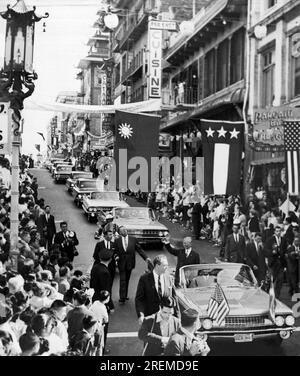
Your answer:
[176,263,295,345]
[72,178,104,207]
[82,191,129,222]
[66,171,93,193]
[112,207,169,246]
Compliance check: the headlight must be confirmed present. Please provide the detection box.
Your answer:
[275,316,284,327]
[285,315,295,326]
[158,231,163,237]
[164,231,169,236]
[88,208,93,212]
[78,195,82,199]
[93,208,98,212]
[202,319,213,330]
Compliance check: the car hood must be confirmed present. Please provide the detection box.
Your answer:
[114,218,168,231]
[176,287,292,317]
[84,199,129,207]
[74,188,99,193]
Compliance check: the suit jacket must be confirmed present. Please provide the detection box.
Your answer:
[138,313,180,356]
[286,245,300,273]
[53,231,79,258]
[135,271,174,318]
[90,262,114,310]
[264,235,287,270]
[115,236,148,272]
[164,328,196,356]
[245,241,266,283]
[37,214,56,240]
[248,216,260,233]
[93,240,117,276]
[225,234,246,263]
[164,243,200,286]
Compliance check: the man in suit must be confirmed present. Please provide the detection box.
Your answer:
[191,201,202,240]
[224,221,246,263]
[37,205,56,250]
[92,224,117,286]
[53,221,79,262]
[164,308,210,356]
[245,232,267,284]
[138,296,180,356]
[264,225,287,298]
[90,249,114,311]
[135,255,174,324]
[115,226,152,304]
[285,235,300,296]
[162,235,200,287]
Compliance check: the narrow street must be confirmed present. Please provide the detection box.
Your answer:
[33,167,300,356]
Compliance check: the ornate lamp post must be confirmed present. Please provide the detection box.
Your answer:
[0,0,48,270]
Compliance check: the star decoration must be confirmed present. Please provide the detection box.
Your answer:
[229,128,240,139]
[217,126,227,138]
[118,123,133,139]
[206,127,215,137]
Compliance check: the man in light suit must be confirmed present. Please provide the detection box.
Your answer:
[115,226,152,304]
[135,255,175,324]
[37,205,56,250]
[138,296,180,356]
[224,221,246,263]
[162,235,200,287]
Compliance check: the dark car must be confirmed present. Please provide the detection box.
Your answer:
[72,178,104,207]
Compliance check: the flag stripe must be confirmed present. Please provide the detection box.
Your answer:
[284,120,300,195]
[213,144,229,195]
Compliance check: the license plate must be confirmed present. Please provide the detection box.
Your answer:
[234,334,253,343]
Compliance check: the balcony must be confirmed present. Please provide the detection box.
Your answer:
[121,53,144,84]
[161,87,198,110]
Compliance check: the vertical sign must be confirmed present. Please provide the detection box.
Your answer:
[0,102,9,154]
[148,21,162,98]
[100,72,107,134]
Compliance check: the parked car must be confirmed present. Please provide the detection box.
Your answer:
[112,206,169,246]
[175,263,295,346]
[82,191,129,222]
[66,171,93,193]
[53,164,73,183]
[72,178,104,207]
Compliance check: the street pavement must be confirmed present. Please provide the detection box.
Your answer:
[33,168,300,356]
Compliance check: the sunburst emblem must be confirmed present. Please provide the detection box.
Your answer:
[118,123,133,139]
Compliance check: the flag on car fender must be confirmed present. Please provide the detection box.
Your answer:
[269,273,277,324]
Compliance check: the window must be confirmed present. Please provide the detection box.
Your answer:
[261,50,275,107]
[293,55,300,98]
[217,39,229,91]
[230,28,245,84]
[115,63,120,85]
[204,49,216,97]
[267,0,277,8]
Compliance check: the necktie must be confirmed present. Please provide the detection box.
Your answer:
[157,276,162,298]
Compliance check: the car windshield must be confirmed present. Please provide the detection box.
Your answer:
[78,181,98,189]
[91,192,119,200]
[71,173,93,179]
[115,208,154,220]
[180,265,257,288]
[57,166,72,171]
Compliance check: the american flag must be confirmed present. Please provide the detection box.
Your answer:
[207,283,230,326]
[269,273,277,324]
[284,120,300,195]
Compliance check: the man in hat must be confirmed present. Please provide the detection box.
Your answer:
[90,249,114,311]
[161,235,200,287]
[224,220,246,263]
[164,308,210,356]
[92,223,117,286]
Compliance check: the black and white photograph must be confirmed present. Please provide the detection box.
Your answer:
[0,0,300,363]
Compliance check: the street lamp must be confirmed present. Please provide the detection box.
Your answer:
[0,0,48,271]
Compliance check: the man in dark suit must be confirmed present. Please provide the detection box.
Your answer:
[138,296,180,356]
[224,221,246,263]
[264,225,287,298]
[37,205,56,250]
[90,249,114,311]
[115,226,152,304]
[162,235,200,287]
[285,235,300,296]
[53,221,79,262]
[92,225,117,286]
[191,202,202,240]
[164,308,210,356]
[245,233,267,284]
[135,255,174,324]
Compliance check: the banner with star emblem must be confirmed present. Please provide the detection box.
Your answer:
[114,111,160,192]
[200,119,244,195]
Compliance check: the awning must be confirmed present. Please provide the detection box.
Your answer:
[251,156,285,166]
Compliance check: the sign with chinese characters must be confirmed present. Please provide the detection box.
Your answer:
[0,102,10,154]
[148,27,162,98]
[249,106,300,151]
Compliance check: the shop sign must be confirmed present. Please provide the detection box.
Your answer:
[249,106,300,151]
[148,28,162,98]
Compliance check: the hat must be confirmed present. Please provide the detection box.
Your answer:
[99,249,113,261]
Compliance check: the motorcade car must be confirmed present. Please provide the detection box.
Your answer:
[72,178,104,207]
[53,164,73,183]
[66,171,93,193]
